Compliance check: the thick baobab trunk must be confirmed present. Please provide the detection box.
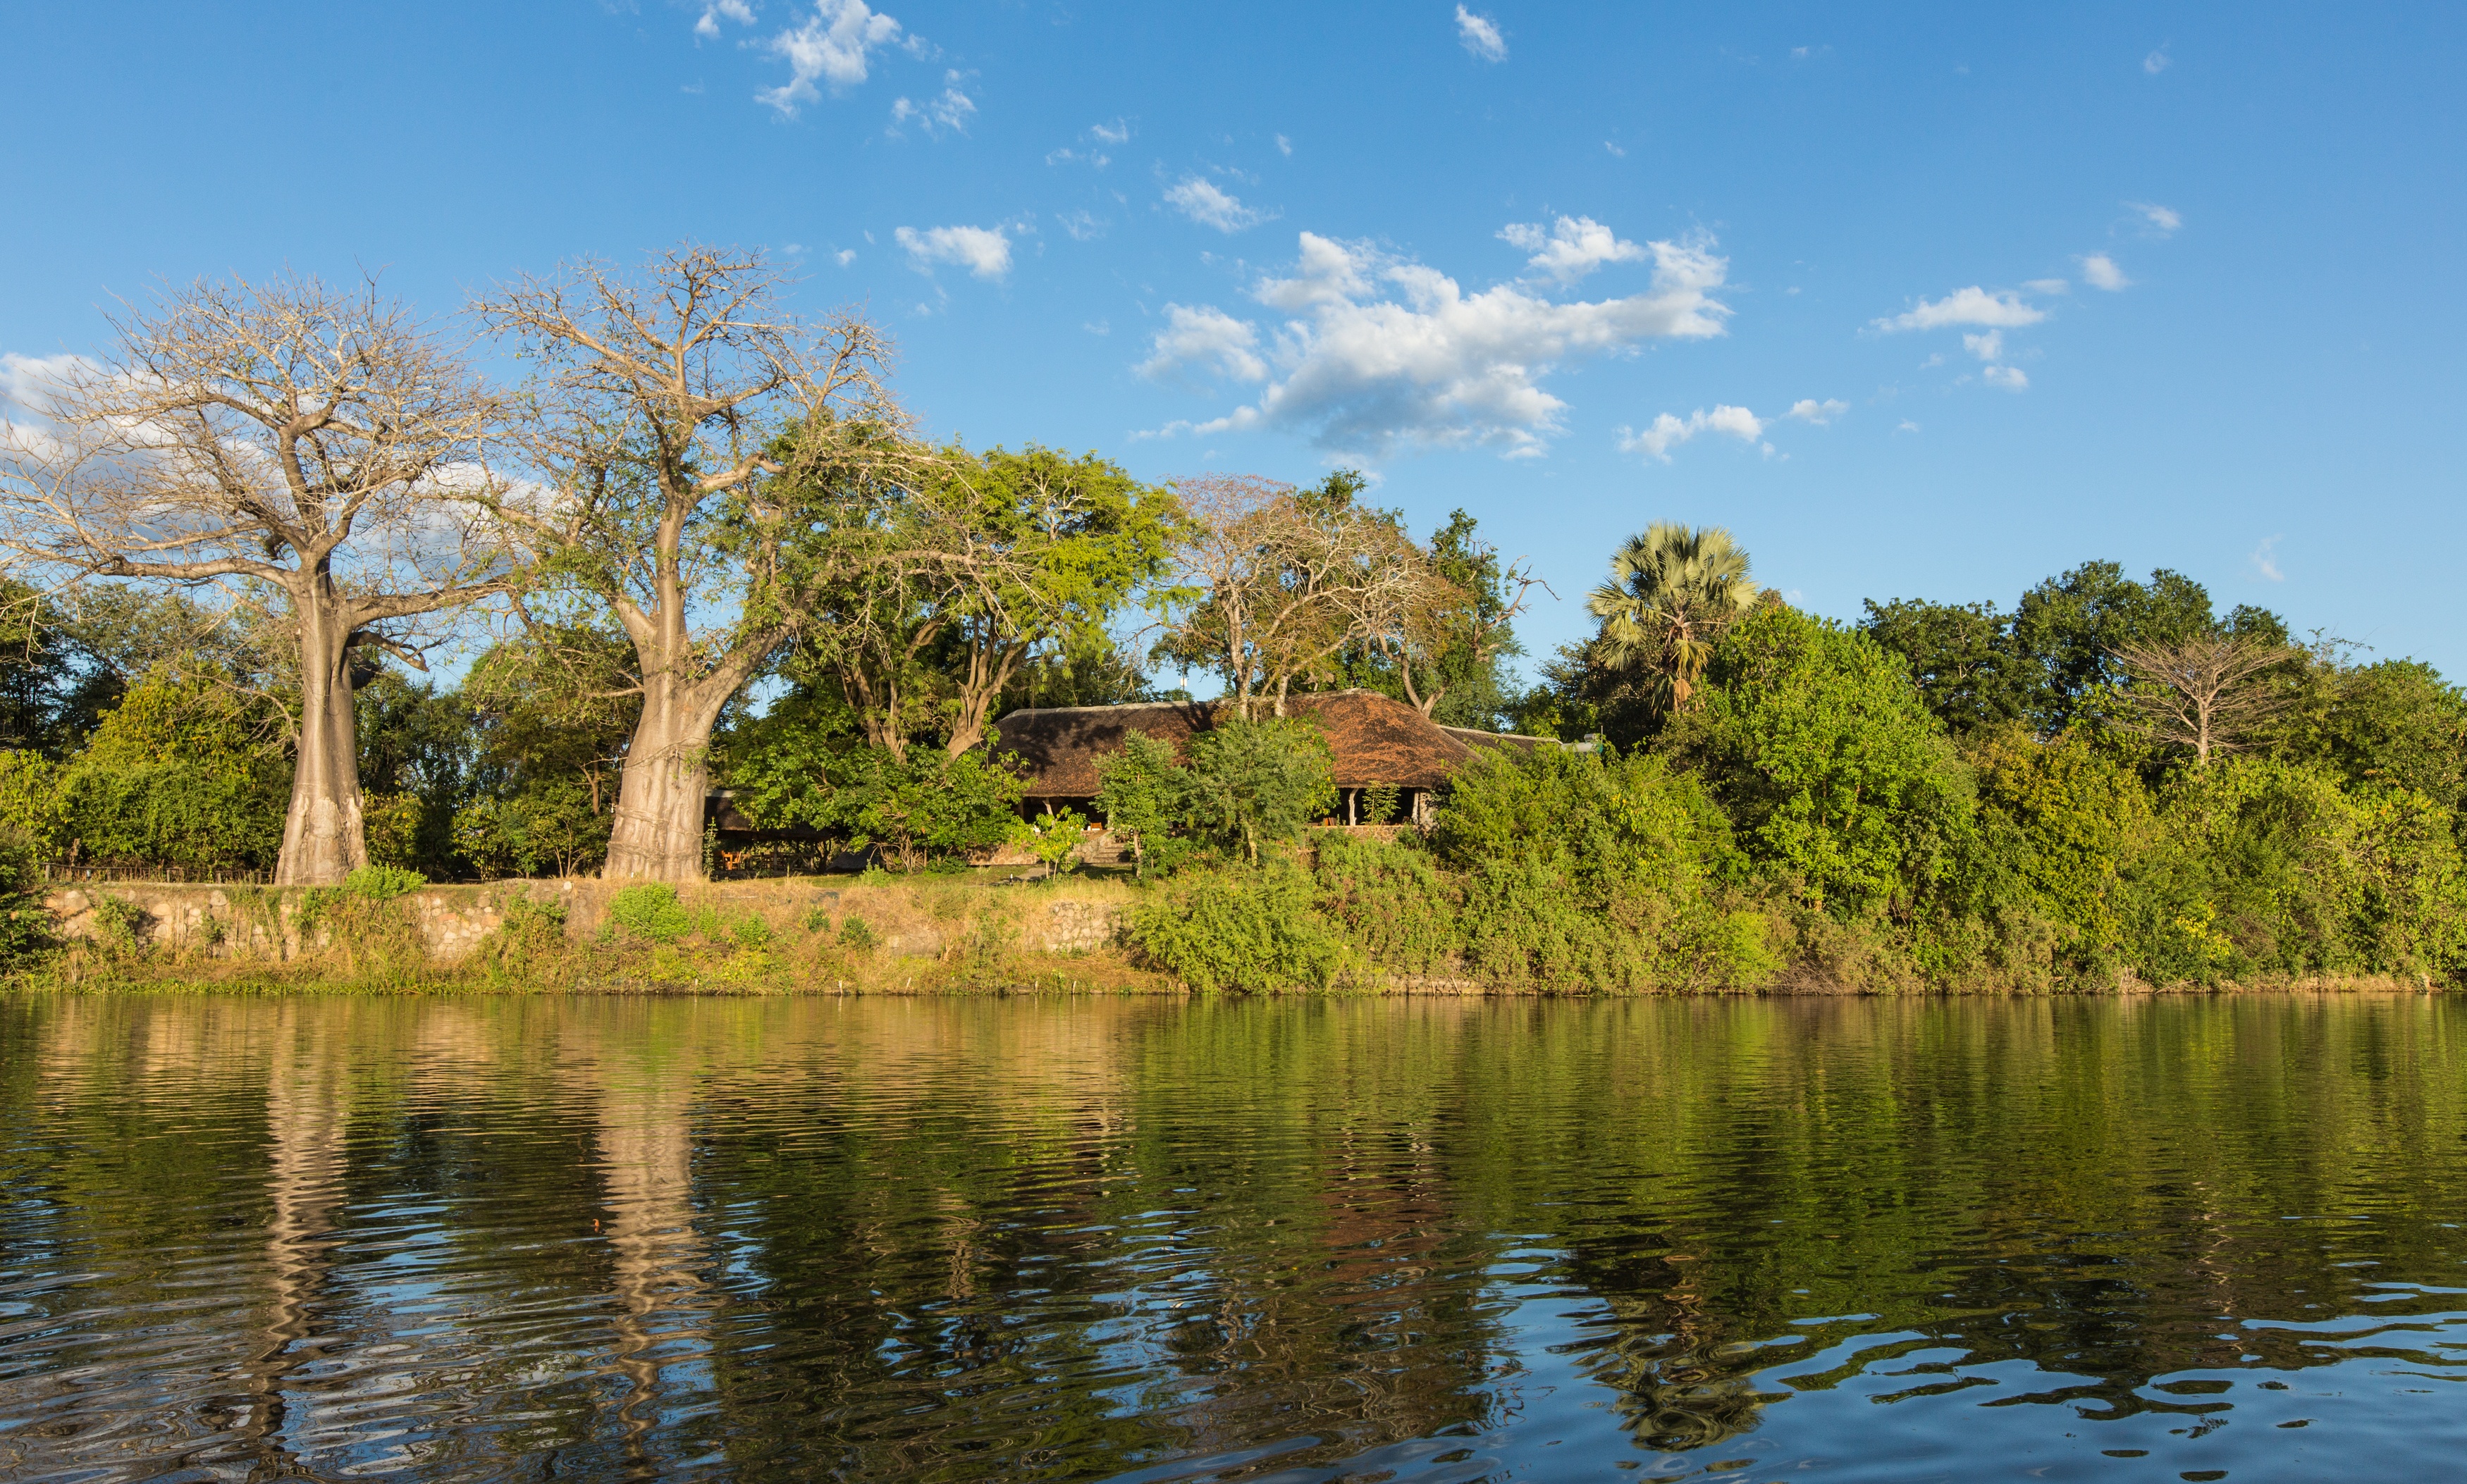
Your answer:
[603,671,734,882]
[274,598,367,886]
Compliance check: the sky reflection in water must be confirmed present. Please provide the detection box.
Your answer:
[0,994,2461,1481]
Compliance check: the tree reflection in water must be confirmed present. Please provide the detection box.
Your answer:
[0,994,2459,1482]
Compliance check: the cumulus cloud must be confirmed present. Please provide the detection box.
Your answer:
[1983,364,2029,390]
[1873,286,2047,333]
[1275,133,1293,156]
[1137,305,1267,382]
[1456,5,1507,61]
[1786,398,1849,424]
[2252,535,2284,582]
[2143,46,2171,75]
[894,223,1011,280]
[1058,209,1107,241]
[2127,201,2182,237]
[1091,119,1130,145]
[1140,228,1732,456]
[1618,405,1765,462]
[834,248,856,266]
[2078,252,2129,290]
[758,0,907,116]
[1962,329,2005,361]
[890,70,975,135]
[2024,277,2070,295]
[696,0,755,39]
[1165,177,1275,233]
[0,352,87,419]
[1498,216,1647,285]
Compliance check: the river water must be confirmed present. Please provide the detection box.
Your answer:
[0,995,2461,1482]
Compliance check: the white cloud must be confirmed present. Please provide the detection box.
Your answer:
[1164,177,1275,233]
[1058,209,1107,241]
[1983,364,2029,391]
[758,0,906,116]
[890,70,975,135]
[1618,405,1765,462]
[1603,140,1625,158]
[1145,230,1732,456]
[2143,46,2171,75]
[1090,119,1130,145]
[1138,304,1268,381]
[1897,419,1921,433]
[696,0,755,39]
[1275,133,1293,156]
[1962,329,2005,361]
[2127,201,2182,237]
[1456,5,1507,61]
[894,223,1011,280]
[1786,398,1849,424]
[2078,252,2129,291]
[1873,286,2048,333]
[2252,535,2284,582]
[0,352,87,420]
[1498,216,1647,285]
[2024,277,2070,295]
[834,248,857,266]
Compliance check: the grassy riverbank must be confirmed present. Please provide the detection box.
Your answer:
[22,855,2451,997]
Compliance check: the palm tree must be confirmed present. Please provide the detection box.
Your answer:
[1586,523,1761,712]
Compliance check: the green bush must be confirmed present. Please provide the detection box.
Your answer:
[837,913,879,951]
[1130,859,1351,992]
[734,911,774,950]
[1309,831,1460,976]
[608,882,694,944]
[1183,718,1336,865]
[1666,605,1979,921]
[343,865,426,901]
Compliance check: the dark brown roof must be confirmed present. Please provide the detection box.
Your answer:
[994,689,1493,796]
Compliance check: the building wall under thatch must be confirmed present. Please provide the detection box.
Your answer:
[993,688,1556,826]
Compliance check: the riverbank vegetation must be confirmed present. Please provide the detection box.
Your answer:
[1,247,2461,994]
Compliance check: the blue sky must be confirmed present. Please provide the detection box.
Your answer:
[5,2,2462,679]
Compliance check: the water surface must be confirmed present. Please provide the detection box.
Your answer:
[1,994,2462,1481]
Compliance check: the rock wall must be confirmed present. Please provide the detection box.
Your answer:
[42,877,1130,967]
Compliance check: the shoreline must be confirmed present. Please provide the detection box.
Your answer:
[23,874,2456,1000]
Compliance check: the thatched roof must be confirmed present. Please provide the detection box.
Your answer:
[995,688,1537,796]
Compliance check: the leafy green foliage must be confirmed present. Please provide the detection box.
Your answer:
[608,882,693,944]
[344,865,427,900]
[1028,807,1088,872]
[837,914,879,951]
[1182,719,1336,865]
[1093,731,1191,877]
[1130,858,1351,992]
[1666,606,1976,920]
[53,666,288,869]
[825,747,1030,873]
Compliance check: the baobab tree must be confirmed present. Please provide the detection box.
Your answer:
[0,274,511,884]
[476,245,909,881]
[1587,522,1761,713]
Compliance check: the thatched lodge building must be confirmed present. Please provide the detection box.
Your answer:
[994,688,1551,827]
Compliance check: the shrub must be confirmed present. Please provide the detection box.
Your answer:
[825,746,1031,873]
[1310,831,1459,976]
[1094,731,1191,877]
[837,913,879,951]
[343,865,426,901]
[1665,605,1978,921]
[1028,806,1088,873]
[734,911,774,950]
[608,882,693,944]
[1183,718,1336,865]
[1130,859,1351,992]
